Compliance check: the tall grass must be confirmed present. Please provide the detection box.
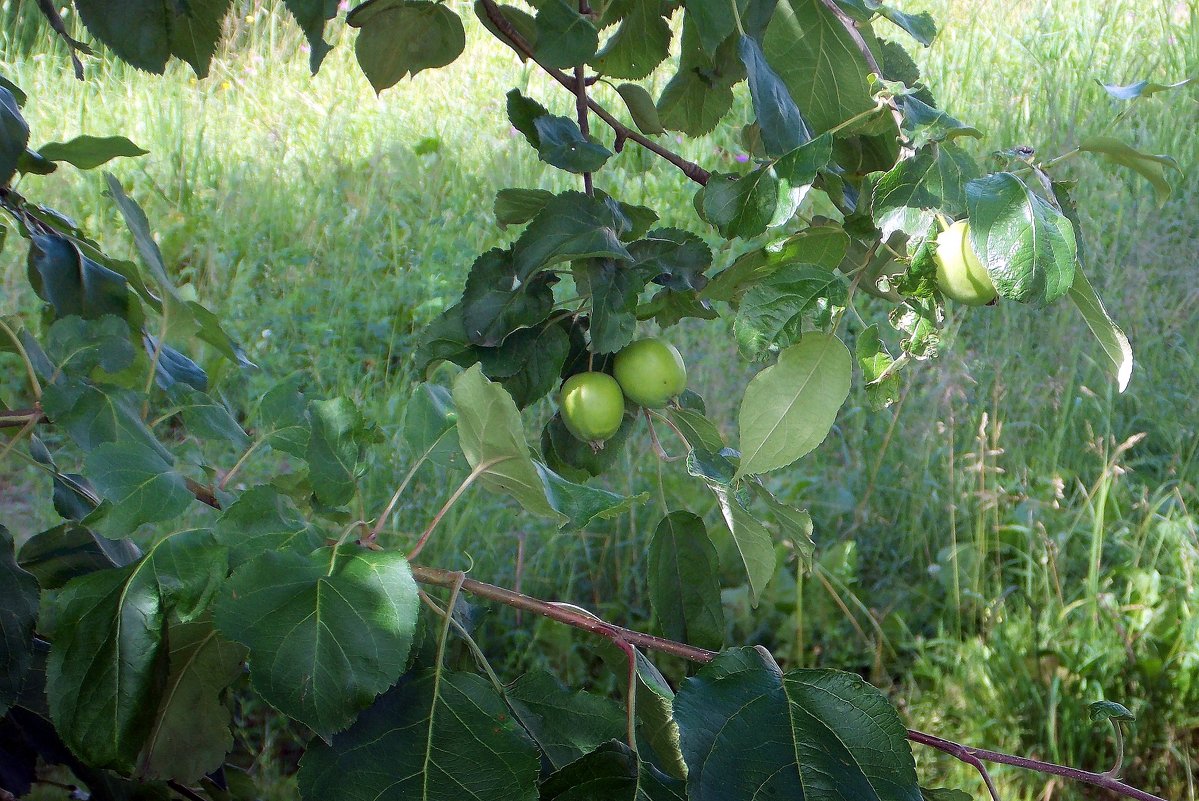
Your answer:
[1,0,1196,797]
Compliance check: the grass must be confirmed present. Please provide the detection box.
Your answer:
[1,0,1197,798]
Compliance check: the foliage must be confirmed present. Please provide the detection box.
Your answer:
[0,2,1192,800]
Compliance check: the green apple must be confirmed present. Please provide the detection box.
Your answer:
[935,220,997,306]
[559,372,625,443]
[612,337,687,408]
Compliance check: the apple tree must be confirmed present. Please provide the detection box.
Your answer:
[0,2,1189,800]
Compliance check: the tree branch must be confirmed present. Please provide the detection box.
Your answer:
[478,0,710,185]
[0,408,46,429]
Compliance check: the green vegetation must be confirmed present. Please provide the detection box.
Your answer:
[1,0,1195,798]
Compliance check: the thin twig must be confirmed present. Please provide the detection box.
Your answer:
[478,0,710,185]
[34,0,90,80]
[0,408,45,429]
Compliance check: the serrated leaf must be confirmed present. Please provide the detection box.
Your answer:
[46,530,227,771]
[44,315,135,376]
[666,407,724,452]
[306,397,369,507]
[774,132,834,186]
[213,485,325,567]
[1078,136,1181,206]
[41,380,164,459]
[590,0,671,80]
[256,376,311,458]
[349,0,466,92]
[657,73,735,137]
[1099,77,1194,100]
[1,526,39,715]
[704,225,850,302]
[686,0,746,55]
[648,512,724,651]
[36,136,148,170]
[534,0,600,67]
[736,332,852,478]
[733,264,846,357]
[82,442,193,538]
[629,228,712,291]
[136,617,246,781]
[873,3,936,45]
[703,168,780,239]
[535,462,645,530]
[740,35,812,157]
[871,144,980,239]
[856,323,900,409]
[966,172,1076,307]
[713,482,776,602]
[166,385,248,445]
[74,0,171,72]
[505,669,625,769]
[574,258,639,353]
[675,647,922,801]
[898,95,981,149]
[540,739,684,800]
[507,89,551,149]
[462,248,555,346]
[753,484,814,566]
[452,365,564,523]
[534,115,613,173]
[476,1,539,59]
[213,546,419,735]
[616,83,666,135]
[495,187,555,226]
[512,191,633,281]
[298,670,540,800]
[487,322,571,408]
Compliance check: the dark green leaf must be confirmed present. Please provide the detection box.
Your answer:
[590,0,671,79]
[512,191,633,281]
[285,0,340,72]
[403,383,463,469]
[507,89,551,149]
[27,234,131,322]
[686,0,746,55]
[17,148,56,175]
[753,484,814,567]
[534,115,613,173]
[0,88,25,184]
[615,83,666,135]
[214,546,419,735]
[414,303,478,376]
[656,18,742,136]
[166,385,248,445]
[168,0,232,78]
[630,227,712,291]
[299,671,540,799]
[18,524,139,590]
[306,397,369,507]
[711,481,776,601]
[475,1,539,59]
[774,132,834,186]
[41,379,166,458]
[704,224,849,302]
[542,412,637,480]
[1089,700,1135,723]
[1,526,39,715]
[873,3,936,45]
[44,315,135,376]
[966,172,1077,307]
[495,188,555,226]
[37,135,149,170]
[573,259,639,353]
[149,338,208,392]
[83,442,193,538]
[739,35,812,157]
[733,264,846,357]
[675,648,922,801]
[348,0,466,92]
[505,669,625,769]
[103,174,178,294]
[540,740,639,800]
[73,0,171,73]
[647,512,724,651]
[462,248,555,346]
[534,462,644,530]
[46,530,227,771]
[921,789,973,801]
[703,168,780,239]
[487,322,570,408]
[534,0,600,68]
[213,485,325,567]
[256,376,311,458]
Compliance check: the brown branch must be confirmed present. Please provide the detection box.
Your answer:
[0,408,46,428]
[34,0,90,80]
[906,729,1167,801]
[478,0,710,185]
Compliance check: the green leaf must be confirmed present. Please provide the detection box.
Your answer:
[44,315,135,376]
[166,385,248,446]
[666,407,725,452]
[711,480,776,602]
[213,546,419,735]
[856,323,900,410]
[298,671,540,800]
[256,376,311,458]
[675,648,922,801]
[629,228,712,291]
[74,0,171,72]
[168,0,232,78]
[1067,265,1132,392]
[348,0,466,92]
[733,265,846,357]
[534,116,613,173]
[403,383,463,469]
[686,0,745,55]
[590,645,687,780]
[574,258,639,353]
[965,172,1077,307]
[763,0,876,132]
[42,380,166,459]
[1,526,39,715]
[284,0,340,72]
[704,225,849,302]
[753,484,815,567]
[873,3,936,45]
[495,187,555,226]
[542,412,637,479]
[17,147,56,175]
[507,89,551,149]
[736,332,852,478]
[740,35,812,157]
[46,530,227,771]
[540,741,687,800]
[1089,700,1135,723]
[871,144,980,239]
[37,136,148,170]
[213,485,325,568]
[306,397,369,508]
[476,1,539,59]
[452,365,565,523]
[1078,136,1181,206]
[27,234,132,322]
[136,617,246,782]
[18,523,139,590]
[512,191,633,281]
[462,248,555,346]
[590,0,671,80]
[535,462,645,530]
[898,95,981,149]
[648,512,724,651]
[774,132,834,186]
[616,83,666,135]
[1100,77,1194,100]
[505,669,626,769]
[703,168,780,239]
[655,21,742,136]
[83,442,193,538]
[534,0,600,68]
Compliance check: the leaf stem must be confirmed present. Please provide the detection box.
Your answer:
[0,317,42,401]
[406,458,503,561]
[478,0,710,185]
[218,436,266,490]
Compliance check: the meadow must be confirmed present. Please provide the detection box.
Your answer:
[1,0,1197,797]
